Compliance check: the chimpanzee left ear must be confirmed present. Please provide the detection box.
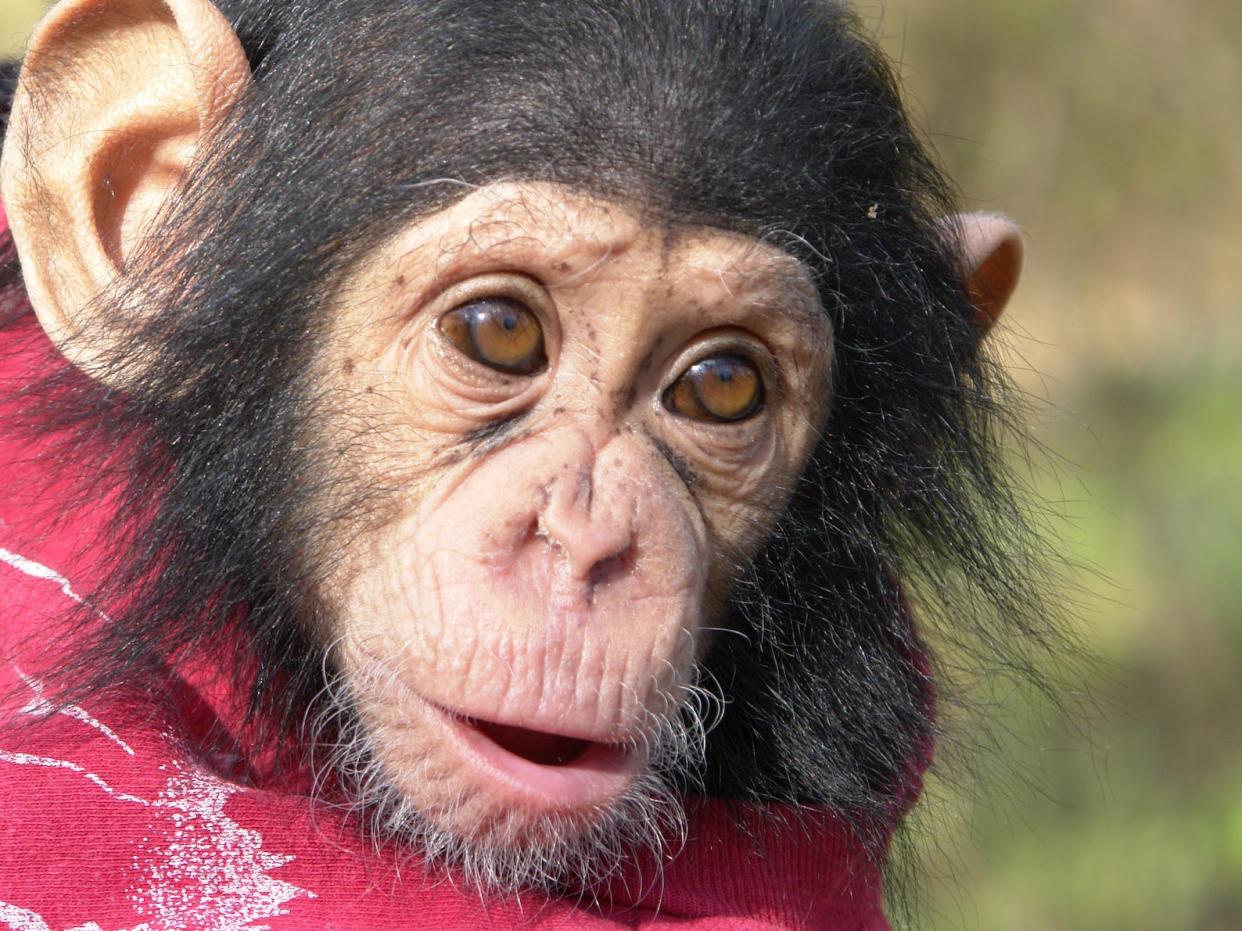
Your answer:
[946,213,1025,334]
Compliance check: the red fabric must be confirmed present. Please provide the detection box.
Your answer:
[0,214,894,929]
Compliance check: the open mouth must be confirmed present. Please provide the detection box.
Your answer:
[429,704,641,806]
[465,718,595,767]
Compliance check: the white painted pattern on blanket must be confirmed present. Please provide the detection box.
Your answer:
[0,547,316,930]
[128,764,315,929]
[0,547,98,613]
[17,671,135,756]
[0,745,314,930]
[0,901,109,931]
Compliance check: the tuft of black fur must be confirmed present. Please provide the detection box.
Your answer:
[0,0,1069,894]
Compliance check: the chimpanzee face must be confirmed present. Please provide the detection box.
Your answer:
[314,182,831,855]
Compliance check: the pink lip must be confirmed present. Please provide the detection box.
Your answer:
[425,701,643,809]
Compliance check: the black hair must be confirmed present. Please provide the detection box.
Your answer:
[0,0,1066,892]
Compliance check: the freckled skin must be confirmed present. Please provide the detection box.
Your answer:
[321,182,833,842]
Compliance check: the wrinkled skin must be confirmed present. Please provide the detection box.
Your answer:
[321,183,833,839]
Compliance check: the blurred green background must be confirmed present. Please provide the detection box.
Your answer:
[0,1,1238,928]
[870,3,1242,928]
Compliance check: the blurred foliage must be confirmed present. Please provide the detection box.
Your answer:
[0,1,1238,928]
[867,0,1242,381]
[866,2,1242,928]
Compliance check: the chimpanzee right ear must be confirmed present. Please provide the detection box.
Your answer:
[0,0,250,377]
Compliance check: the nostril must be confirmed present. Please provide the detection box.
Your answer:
[586,540,635,591]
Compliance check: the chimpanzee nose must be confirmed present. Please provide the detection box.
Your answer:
[538,464,636,587]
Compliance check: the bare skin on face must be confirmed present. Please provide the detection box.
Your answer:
[321,183,833,845]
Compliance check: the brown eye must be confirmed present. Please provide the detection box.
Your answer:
[439,298,547,376]
[664,355,765,423]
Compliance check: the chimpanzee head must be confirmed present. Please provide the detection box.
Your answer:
[0,0,1039,893]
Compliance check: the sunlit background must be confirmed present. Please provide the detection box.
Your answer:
[1,1,1239,928]
[865,4,1241,929]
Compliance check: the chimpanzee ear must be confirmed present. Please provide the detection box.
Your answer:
[948,213,1025,334]
[0,0,250,374]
